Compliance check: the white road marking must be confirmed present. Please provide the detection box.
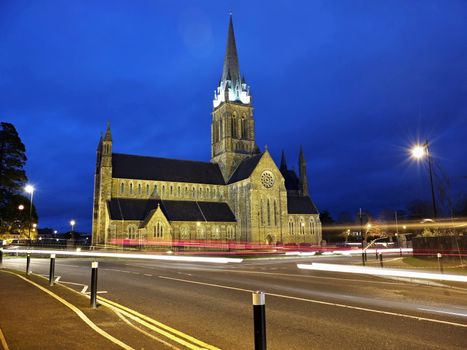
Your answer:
[143,273,153,277]
[81,285,88,294]
[55,276,61,282]
[418,308,467,318]
[158,275,467,328]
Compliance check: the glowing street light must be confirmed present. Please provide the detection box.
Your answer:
[18,204,24,211]
[70,220,76,233]
[410,140,437,218]
[24,184,35,241]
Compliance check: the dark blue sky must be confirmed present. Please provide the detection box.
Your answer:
[1,1,466,233]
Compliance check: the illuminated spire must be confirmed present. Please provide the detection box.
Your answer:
[221,14,241,86]
[213,15,251,108]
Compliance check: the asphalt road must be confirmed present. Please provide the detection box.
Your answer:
[3,254,467,349]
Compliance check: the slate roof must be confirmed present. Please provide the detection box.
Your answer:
[108,198,236,222]
[228,153,263,184]
[281,169,300,191]
[112,153,225,185]
[287,195,319,215]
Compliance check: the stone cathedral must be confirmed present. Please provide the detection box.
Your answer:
[92,16,322,246]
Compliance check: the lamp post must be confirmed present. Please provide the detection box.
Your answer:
[70,220,76,233]
[411,141,437,219]
[24,185,35,242]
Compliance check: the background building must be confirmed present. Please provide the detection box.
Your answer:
[92,16,321,246]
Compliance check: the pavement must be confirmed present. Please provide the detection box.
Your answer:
[0,268,174,350]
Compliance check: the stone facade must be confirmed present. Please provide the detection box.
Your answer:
[91,16,322,247]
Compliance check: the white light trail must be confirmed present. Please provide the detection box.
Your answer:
[297,263,467,283]
[2,249,243,264]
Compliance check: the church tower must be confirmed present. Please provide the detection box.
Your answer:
[92,123,113,245]
[211,15,259,181]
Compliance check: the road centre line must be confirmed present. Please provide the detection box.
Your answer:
[0,270,133,350]
[98,296,221,350]
[158,275,467,329]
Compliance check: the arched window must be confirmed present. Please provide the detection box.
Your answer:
[129,183,133,194]
[206,187,210,198]
[289,218,294,235]
[260,200,264,225]
[138,183,142,195]
[180,225,189,240]
[162,185,166,196]
[170,185,173,195]
[154,184,158,195]
[310,218,315,235]
[300,217,305,235]
[120,182,125,194]
[226,226,235,240]
[177,186,181,197]
[192,187,196,198]
[273,200,277,226]
[127,225,137,239]
[267,199,271,226]
[154,222,164,238]
[146,184,150,195]
[185,186,188,196]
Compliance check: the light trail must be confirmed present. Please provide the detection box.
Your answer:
[1,249,243,264]
[297,263,467,282]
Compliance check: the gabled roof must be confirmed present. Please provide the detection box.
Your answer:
[112,153,225,185]
[287,195,319,215]
[108,198,236,223]
[228,153,263,184]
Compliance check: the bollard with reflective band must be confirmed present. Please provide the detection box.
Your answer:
[49,254,56,286]
[379,253,384,268]
[252,291,266,350]
[437,253,443,274]
[26,253,31,275]
[90,261,98,308]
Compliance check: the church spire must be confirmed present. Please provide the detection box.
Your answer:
[213,15,251,108]
[104,122,112,141]
[280,150,288,172]
[298,146,309,196]
[221,14,241,86]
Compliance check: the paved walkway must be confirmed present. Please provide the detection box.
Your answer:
[0,269,169,350]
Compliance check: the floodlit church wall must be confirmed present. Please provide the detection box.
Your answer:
[171,221,237,241]
[246,152,288,244]
[111,178,227,202]
[286,214,322,244]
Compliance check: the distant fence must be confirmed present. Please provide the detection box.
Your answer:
[412,235,467,257]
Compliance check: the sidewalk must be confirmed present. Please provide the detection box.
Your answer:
[0,269,164,350]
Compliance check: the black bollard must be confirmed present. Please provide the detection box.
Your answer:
[90,262,98,308]
[0,248,3,265]
[437,253,443,274]
[26,253,31,275]
[252,291,266,350]
[49,254,56,286]
[365,251,368,262]
[400,248,402,257]
[375,248,378,260]
[361,251,366,266]
[379,253,384,268]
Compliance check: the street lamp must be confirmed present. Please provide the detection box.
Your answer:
[410,141,437,218]
[70,220,76,233]
[24,184,35,241]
